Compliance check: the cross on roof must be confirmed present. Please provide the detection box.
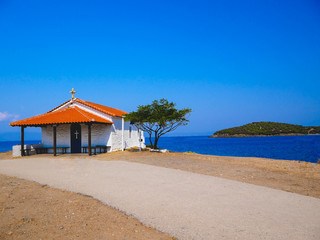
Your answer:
[70,88,77,100]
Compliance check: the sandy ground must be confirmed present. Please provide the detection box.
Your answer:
[0,150,319,239]
[0,174,173,240]
[0,158,319,240]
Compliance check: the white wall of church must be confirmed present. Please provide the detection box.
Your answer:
[81,124,112,147]
[41,121,144,153]
[42,124,112,153]
[42,124,71,149]
[111,117,145,151]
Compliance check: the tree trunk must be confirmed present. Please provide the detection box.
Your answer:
[148,133,153,147]
[154,133,159,149]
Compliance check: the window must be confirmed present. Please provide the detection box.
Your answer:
[129,126,132,138]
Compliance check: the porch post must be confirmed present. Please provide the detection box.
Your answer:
[121,117,124,151]
[53,125,57,156]
[88,123,92,156]
[139,124,141,151]
[21,126,25,156]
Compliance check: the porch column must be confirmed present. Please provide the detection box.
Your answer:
[88,123,92,156]
[21,126,25,156]
[53,125,57,156]
[138,124,142,151]
[121,117,124,151]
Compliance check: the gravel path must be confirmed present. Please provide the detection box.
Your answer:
[0,158,319,240]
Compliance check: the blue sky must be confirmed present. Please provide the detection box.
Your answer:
[0,0,319,140]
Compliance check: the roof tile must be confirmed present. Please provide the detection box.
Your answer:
[75,99,127,117]
[10,106,113,126]
[48,98,127,117]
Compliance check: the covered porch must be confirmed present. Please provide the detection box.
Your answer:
[10,106,113,156]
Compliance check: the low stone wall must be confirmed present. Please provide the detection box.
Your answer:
[12,143,43,157]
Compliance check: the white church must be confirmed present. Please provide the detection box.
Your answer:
[10,89,145,156]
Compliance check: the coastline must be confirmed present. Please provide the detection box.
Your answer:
[2,134,320,163]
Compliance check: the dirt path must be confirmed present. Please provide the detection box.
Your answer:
[0,174,173,240]
[0,158,319,240]
[3,150,318,198]
[94,150,320,198]
[1,150,319,239]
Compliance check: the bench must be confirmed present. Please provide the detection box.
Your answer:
[35,147,69,154]
[32,146,108,155]
[22,149,33,156]
[96,145,109,153]
[82,146,96,154]
[82,146,109,154]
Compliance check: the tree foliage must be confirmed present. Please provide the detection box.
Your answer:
[125,99,192,149]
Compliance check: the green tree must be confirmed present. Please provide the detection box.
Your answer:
[125,99,192,149]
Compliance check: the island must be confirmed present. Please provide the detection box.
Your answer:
[210,121,320,138]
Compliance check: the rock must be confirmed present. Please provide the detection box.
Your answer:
[149,149,160,152]
[149,149,168,153]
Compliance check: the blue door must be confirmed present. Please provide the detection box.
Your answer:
[71,124,81,153]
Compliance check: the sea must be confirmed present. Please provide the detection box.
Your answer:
[0,140,40,153]
[156,135,320,163]
[1,135,319,163]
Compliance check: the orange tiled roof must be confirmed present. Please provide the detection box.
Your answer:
[49,99,127,117]
[10,106,113,126]
[75,99,127,117]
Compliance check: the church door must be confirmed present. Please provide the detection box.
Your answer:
[71,124,81,153]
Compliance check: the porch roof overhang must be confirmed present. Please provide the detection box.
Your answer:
[10,106,113,127]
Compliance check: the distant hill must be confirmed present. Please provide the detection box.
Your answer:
[210,122,320,138]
